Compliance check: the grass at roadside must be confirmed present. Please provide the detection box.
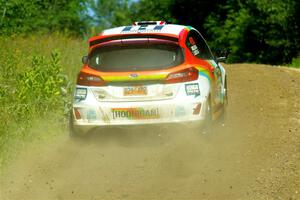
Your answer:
[288,57,300,68]
[0,34,86,169]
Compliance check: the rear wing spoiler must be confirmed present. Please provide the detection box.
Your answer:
[89,34,178,47]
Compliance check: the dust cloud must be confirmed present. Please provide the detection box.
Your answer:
[1,64,300,200]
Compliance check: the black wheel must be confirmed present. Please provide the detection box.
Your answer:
[219,77,228,127]
[202,96,213,134]
[69,111,81,138]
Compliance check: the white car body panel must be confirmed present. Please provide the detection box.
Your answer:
[72,75,212,133]
[102,24,186,37]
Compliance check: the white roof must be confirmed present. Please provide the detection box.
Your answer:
[101,24,186,37]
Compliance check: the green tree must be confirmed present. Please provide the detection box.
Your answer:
[88,0,133,33]
[170,0,226,36]
[87,0,176,35]
[131,0,175,22]
[0,0,87,36]
[204,0,300,64]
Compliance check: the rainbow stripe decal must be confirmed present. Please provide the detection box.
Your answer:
[102,73,167,82]
[99,66,212,83]
[195,66,213,82]
[207,60,218,68]
[199,70,212,82]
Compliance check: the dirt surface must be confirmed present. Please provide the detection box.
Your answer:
[1,64,300,200]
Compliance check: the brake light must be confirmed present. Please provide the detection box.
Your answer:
[193,103,202,115]
[165,67,199,84]
[74,108,81,119]
[77,71,105,86]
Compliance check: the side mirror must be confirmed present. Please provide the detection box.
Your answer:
[82,55,88,64]
[216,56,226,63]
[213,48,228,63]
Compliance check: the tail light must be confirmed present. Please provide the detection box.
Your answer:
[193,103,202,115]
[73,108,81,119]
[77,71,105,86]
[165,67,199,84]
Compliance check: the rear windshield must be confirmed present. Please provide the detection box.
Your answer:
[88,43,184,72]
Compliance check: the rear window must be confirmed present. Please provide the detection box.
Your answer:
[88,43,184,72]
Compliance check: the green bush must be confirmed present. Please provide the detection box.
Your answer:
[288,57,300,68]
[0,35,85,168]
[16,51,70,118]
[0,50,70,166]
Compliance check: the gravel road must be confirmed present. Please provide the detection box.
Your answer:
[1,64,300,200]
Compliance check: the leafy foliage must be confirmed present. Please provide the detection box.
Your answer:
[16,52,70,117]
[0,50,69,167]
[204,0,300,64]
[0,0,87,36]
[170,0,226,35]
[0,35,85,168]
[87,0,133,34]
[1,0,299,64]
[289,57,300,68]
[0,50,70,130]
[131,0,176,23]
[87,0,175,34]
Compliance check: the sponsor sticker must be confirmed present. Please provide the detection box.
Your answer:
[191,45,199,55]
[87,109,97,120]
[112,108,159,120]
[185,83,200,97]
[189,37,196,45]
[129,73,139,78]
[191,45,198,51]
[75,88,87,100]
[175,106,186,117]
[121,25,164,33]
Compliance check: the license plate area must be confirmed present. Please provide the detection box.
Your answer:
[123,86,147,96]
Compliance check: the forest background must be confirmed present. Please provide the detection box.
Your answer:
[1,0,299,64]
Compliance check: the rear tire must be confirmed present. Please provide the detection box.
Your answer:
[201,96,213,134]
[219,77,228,127]
[69,111,81,138]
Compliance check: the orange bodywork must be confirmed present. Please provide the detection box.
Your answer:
[79,28,215,84]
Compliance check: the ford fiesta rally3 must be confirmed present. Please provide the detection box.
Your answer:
[70,21,227,136]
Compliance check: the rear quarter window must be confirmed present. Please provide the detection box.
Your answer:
[186,30,213,60]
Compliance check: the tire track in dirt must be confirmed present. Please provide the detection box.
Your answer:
[1,64,300,200]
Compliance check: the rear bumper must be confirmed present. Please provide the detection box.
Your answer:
[71,98,208,135]
[72,118,206,136]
